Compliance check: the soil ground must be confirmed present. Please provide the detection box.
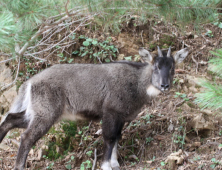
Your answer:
[1,19,222,170]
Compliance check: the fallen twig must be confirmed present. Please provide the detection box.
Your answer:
[92,148,97,170]
[152,27,174,37]
[141,30,144,46]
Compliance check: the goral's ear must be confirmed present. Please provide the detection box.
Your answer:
[173,48,189,64]
[139,48,153,63]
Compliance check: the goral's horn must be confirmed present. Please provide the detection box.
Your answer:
[167,46,171,58]
[157,46,163,57]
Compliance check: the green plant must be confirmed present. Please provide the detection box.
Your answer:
[195,49,222,110]
[146,137,153,145]
[141,114,153,124]
[161,161,165,166]
[65,155,75,170]
[74,36,118,63]
[173,77,180,84]
[58,52,74,64]
[124,56,132,61]
[174,92,189,101]
[80,160,92,170]
[193,155,201,161]
[173,134,185,147]
[210,158,221,169]
[173,125,186,149]
[46,162,54,170]
[205,30,213,38]
[130,162,136,166]
[86,150,93,157]
[44,121,77,160]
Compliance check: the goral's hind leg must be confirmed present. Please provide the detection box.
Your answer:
[0,112,28,143]
[14,115,56,170]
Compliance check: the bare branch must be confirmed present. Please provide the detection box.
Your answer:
[65,0,70,17]
[0,56,18,64]
[1,57,20,91]
[0,53,12,57]
[92,148,97,170]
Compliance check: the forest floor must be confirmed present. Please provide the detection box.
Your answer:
[1,19,222,170]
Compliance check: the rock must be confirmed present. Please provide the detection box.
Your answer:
[11,139,20,148]
[181,103,191,112]
[176,62,185,70]
[29,149,34,156]
[194,35,198,39]
[186,75,200,87]
[168,123,174,132]
[190,113,214,135]
[166,101,174,111]
[0,63,17,115]
[0,64,13,84]
[95,129,102,135]
[183,86,188,93]
[179,79,185,84]
[189,86,198,93]
[128,48,138,55]
[165,149,184,170]
[0,143,10,151]
[0,85,17,114]
[41,145,48,150]
[117,54,125,61]
[37,149,43,160]
[201,109,213,115]
[129,154,138,161]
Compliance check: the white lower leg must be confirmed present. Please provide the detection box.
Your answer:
[110,142,120,168]
[101,161,112,170]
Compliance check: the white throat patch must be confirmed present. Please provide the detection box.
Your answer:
[146,85,161,97]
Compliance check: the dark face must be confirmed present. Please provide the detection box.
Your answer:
[139,46,189,93]
[152,55,175,92]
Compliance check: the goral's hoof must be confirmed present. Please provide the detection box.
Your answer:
[112,167,120,170]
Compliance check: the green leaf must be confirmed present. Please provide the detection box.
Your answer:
[211,158,216,162]
[124,56,132,61]
[80,164,85,170]
[105,58,110,62]
[80,47,85,51]
[83,41,90,46]
[68,58,74,63]
[112,47,117,52]
[65,164,72,169]
[81,51,88,57]
[161,161,165,166]
[86,38,93,42]
[72,51,79,54]
[92,40,98,45]
[93,53,98,57]
[214,22,218,25]
[210,164,216,169]
[79,35,85,39]
[218,23,222,28]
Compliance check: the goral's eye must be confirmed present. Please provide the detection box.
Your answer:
[155,65,159,70]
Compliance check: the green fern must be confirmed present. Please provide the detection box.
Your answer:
[195,49,222,110]
[208,49,222,77]
[0,0,221,52]
[0,11,15,51]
